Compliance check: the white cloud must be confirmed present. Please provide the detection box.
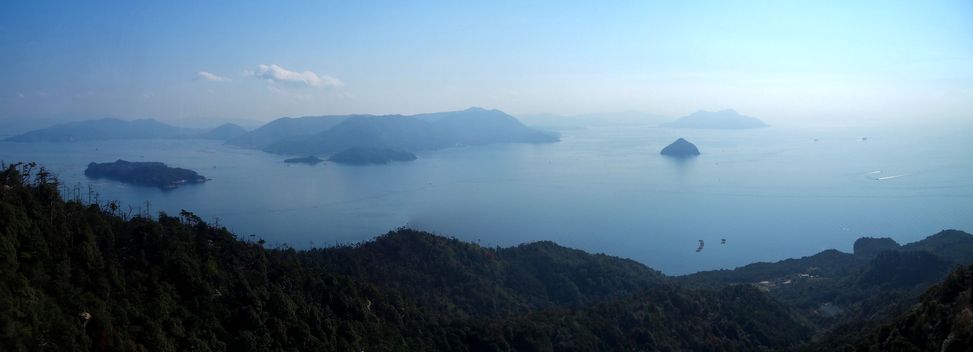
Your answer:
[196,71,231,82]
[248,64,341,88]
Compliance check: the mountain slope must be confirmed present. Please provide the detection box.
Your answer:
[661,109,769,129]
[225,115,352,148]
[5,118,199,142]
[5,119,252,142]
[684,230,973,287]
[264,115,445,155]
[475,284,812,351]
[0,163,448,352]
[0,162,812,351]
[315,232,666,319]
[857,264,973,351]
[682,230,973,345]
[808,264,973,351]
[901,229,973,264]
[416,107,561,145]
[260,108,558,155]
[196,123,248,140]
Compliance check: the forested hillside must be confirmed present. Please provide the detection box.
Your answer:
[806,264,973,351]
[859,264,973,351]
[2,162,970,351]
[683,229,973,349]
[0,162,812,351]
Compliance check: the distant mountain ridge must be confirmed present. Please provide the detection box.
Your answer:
[195,123,248,140]
[661,109,769,129]
[6,108,557,156]
[252,107,559,156]
[226,115,353,148]
[5,118,248,142]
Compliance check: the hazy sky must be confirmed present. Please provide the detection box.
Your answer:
[2,0,971,126]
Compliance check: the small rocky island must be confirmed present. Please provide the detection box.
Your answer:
[284,156,324,165]
[85,160,207,189]
[660,138,700,157]
[328,148,417,165]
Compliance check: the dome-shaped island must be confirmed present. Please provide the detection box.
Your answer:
[660,138,700,157]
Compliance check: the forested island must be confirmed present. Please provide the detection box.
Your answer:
[660,138,700,157]
[283,156,323,165]
[3,162,971,351]
[328,148,417,165]
[84,160,206,189]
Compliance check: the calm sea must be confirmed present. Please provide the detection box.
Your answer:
[2,123,971,274]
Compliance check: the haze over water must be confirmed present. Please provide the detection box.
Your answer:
[3,121,970,274]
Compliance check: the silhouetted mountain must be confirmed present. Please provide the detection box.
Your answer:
[852,237,900,258]
[85,160,206,189]
[196,123,248,140]
[266,115,444,155]
[5,118,199,142]
[660,138,700,157]
[901,229,973,264]
[327,148,417,165]
[414,107,560,146]
[848,264,973,351]
[661,109,769,129]
[808,264,973,351]
[226,115,352,148]
[316,232,667,319]
[260,108,558,155]
[857,250,953,289]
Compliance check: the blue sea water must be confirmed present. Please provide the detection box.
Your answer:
[2,123,971,274]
